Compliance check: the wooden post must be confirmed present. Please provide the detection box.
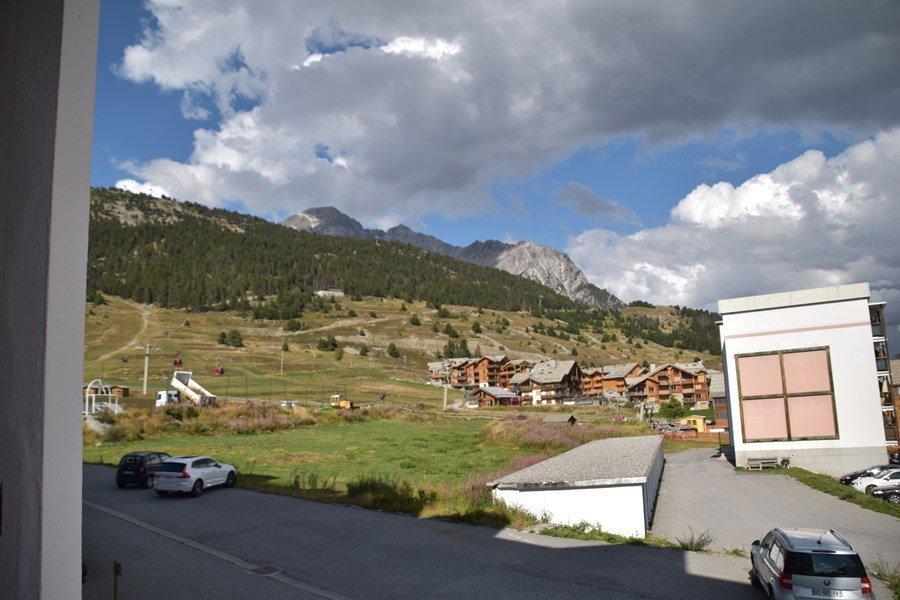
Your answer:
[112,561,122,600]
[443,385,447,411]
[142,344,150,395]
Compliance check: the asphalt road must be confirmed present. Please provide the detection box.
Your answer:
[83,464,760,600]
[652,449,897,596]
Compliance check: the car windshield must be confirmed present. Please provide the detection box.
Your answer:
[119,455,140,468]
[156,462,186,473]
[786,552,866,578]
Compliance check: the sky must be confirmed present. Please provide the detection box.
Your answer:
[91,0,900,328]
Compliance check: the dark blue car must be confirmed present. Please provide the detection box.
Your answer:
[116,451,171,488]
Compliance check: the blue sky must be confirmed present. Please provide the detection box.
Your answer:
[91,1,899,318]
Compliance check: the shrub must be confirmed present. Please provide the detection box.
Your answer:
[675,527,714,552]
[659,399,687,419]
[283,319,301,331]
[347,309,357,317]
[471,321,482,334]
[409,314,421,326]
[225,329,244,347]
[444,323,459,338]
[359,344,368,356]
[387,342,400,358]
[317,335,338,351]
[282,341,289,352]
[335,348,344,361]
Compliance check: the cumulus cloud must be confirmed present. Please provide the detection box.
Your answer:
[567,129,900,326]
[114,0,900,223]
[553,182,639,223]
[114,178,170,198]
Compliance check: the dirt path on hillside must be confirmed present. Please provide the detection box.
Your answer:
[92,297,151,363]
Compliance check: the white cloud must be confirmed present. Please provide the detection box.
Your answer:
[380,37,460,60]
[567,129,900,315]
[114,178,170,198]
[113,1,900,224]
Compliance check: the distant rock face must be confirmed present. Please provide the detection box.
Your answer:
[281,207,622,309]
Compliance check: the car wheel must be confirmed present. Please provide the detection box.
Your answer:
[156,490,168,497]
[749,563,761,588]
[889,494,900,504]
[191,480,204,497]
[116,480,127,489]
[225,472,236,488]
[865,485,877,495]
[144,476,155,489]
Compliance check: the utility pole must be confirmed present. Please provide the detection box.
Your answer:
[142,343,150,395]
[538,295,544,310]
[443,385,448,411]
[280,348,285,374]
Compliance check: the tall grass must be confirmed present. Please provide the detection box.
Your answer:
[484,418,630,453]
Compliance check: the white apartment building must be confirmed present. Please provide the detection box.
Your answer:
[718,283,889,476]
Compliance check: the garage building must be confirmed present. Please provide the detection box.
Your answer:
[488,435,664,537]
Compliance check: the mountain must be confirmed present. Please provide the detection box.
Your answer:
[87,188,579,315]
[281,207,622,309]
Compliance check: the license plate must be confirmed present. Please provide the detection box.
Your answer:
[811,590,843,598]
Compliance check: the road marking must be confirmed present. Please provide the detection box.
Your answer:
[83,499,352,599]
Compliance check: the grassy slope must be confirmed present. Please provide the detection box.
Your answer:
[84,294,722,409]
[83,419,521,487]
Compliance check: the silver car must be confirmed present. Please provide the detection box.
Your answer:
[154,455,236,497]
[750,528,874,599]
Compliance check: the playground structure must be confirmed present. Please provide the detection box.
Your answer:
[82,378,123,417]
[170,371,217,406]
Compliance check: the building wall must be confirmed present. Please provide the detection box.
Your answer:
[493,485,647,537]
[0,1,99,597]
[721,297,886,475]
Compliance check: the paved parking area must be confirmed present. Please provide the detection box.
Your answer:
[653,449,899,576]
[84,464,759,600]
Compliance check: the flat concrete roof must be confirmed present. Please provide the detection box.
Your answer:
[717,282,870,315]
[488,435,663,490]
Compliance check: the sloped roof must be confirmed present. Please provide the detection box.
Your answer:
[510,359,534,367]
[582,366,604,376]
[489,435,663,489]
[602,362,640,378]
[509,372,531,385]
[477,386,516,399]
[486,354,509,363]
[427,361,446,372]
[528,360,578,384]
[675,361,707,374]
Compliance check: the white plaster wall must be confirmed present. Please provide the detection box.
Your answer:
[0,1,99,598]
[493,485,647,537]
[642,445,664,527]
[720,298,886,475]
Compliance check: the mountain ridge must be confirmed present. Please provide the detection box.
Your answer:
[282,206,622,309]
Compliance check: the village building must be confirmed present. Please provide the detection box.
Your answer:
[719,282,889,475]
[709,371,728,428]
[625,363,709,406]
[489,435,664,537]
[677,415,708,433]
[600,362,646,396]
[521,360,583,404]
[581,367,605,397]
[470,385,517,407]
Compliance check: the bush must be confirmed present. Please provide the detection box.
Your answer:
[335,348,344,361]
[317,335,338,351]
[282,341,289,352]
[409,314,421,326]
[471,321,482,333]
[675,527,714,552]
[659,399,687,419]
[387,342,400,358]
[359,344,368,356]
[220,329,243,347]
[283,319,301,331]
[444,323,459,338]
[347,309,357,317]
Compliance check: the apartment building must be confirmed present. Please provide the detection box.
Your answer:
[625,363,709,406]
[718,283,888,475]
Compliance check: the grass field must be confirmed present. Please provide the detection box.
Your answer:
[84,418,523,487]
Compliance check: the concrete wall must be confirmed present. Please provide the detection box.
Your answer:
[493,484,647,537]
[0,0,99,597]
[720,298,887,475]
[641,443,665,528]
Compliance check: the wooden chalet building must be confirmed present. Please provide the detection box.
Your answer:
[515,360,582,404]
[470,386,517,406]
[626,362,709,406]
[581,362,646,397]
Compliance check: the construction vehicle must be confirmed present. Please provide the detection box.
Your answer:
[170,371,217,406]
[329,394,354,410]
[155,390,180,407]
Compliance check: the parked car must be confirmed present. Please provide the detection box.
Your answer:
[839,465,895,485]
[890,451,900,465]
[116,451,170,488]
[871,482,900,505]
[153,456,236,497]
[750,528,873,599]
[851,468,900,494]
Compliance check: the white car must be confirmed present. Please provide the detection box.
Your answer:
[154,456,236,497]
[851,467,900,494]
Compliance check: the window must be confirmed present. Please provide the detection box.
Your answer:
[736,347,837,442]
[768,543,784,571]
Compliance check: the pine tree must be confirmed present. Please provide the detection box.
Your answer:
[409,314,421,326]
[387,342,400,358]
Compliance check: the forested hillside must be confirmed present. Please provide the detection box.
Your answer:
[87,188,577,316]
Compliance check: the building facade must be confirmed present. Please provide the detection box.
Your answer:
[625,363,709,406]
[718,283,888,475]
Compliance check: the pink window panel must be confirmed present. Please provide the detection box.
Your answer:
[741,398,788,441]
[737,354,783,397]
[782,350,831,394]
[787,395,836,438]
